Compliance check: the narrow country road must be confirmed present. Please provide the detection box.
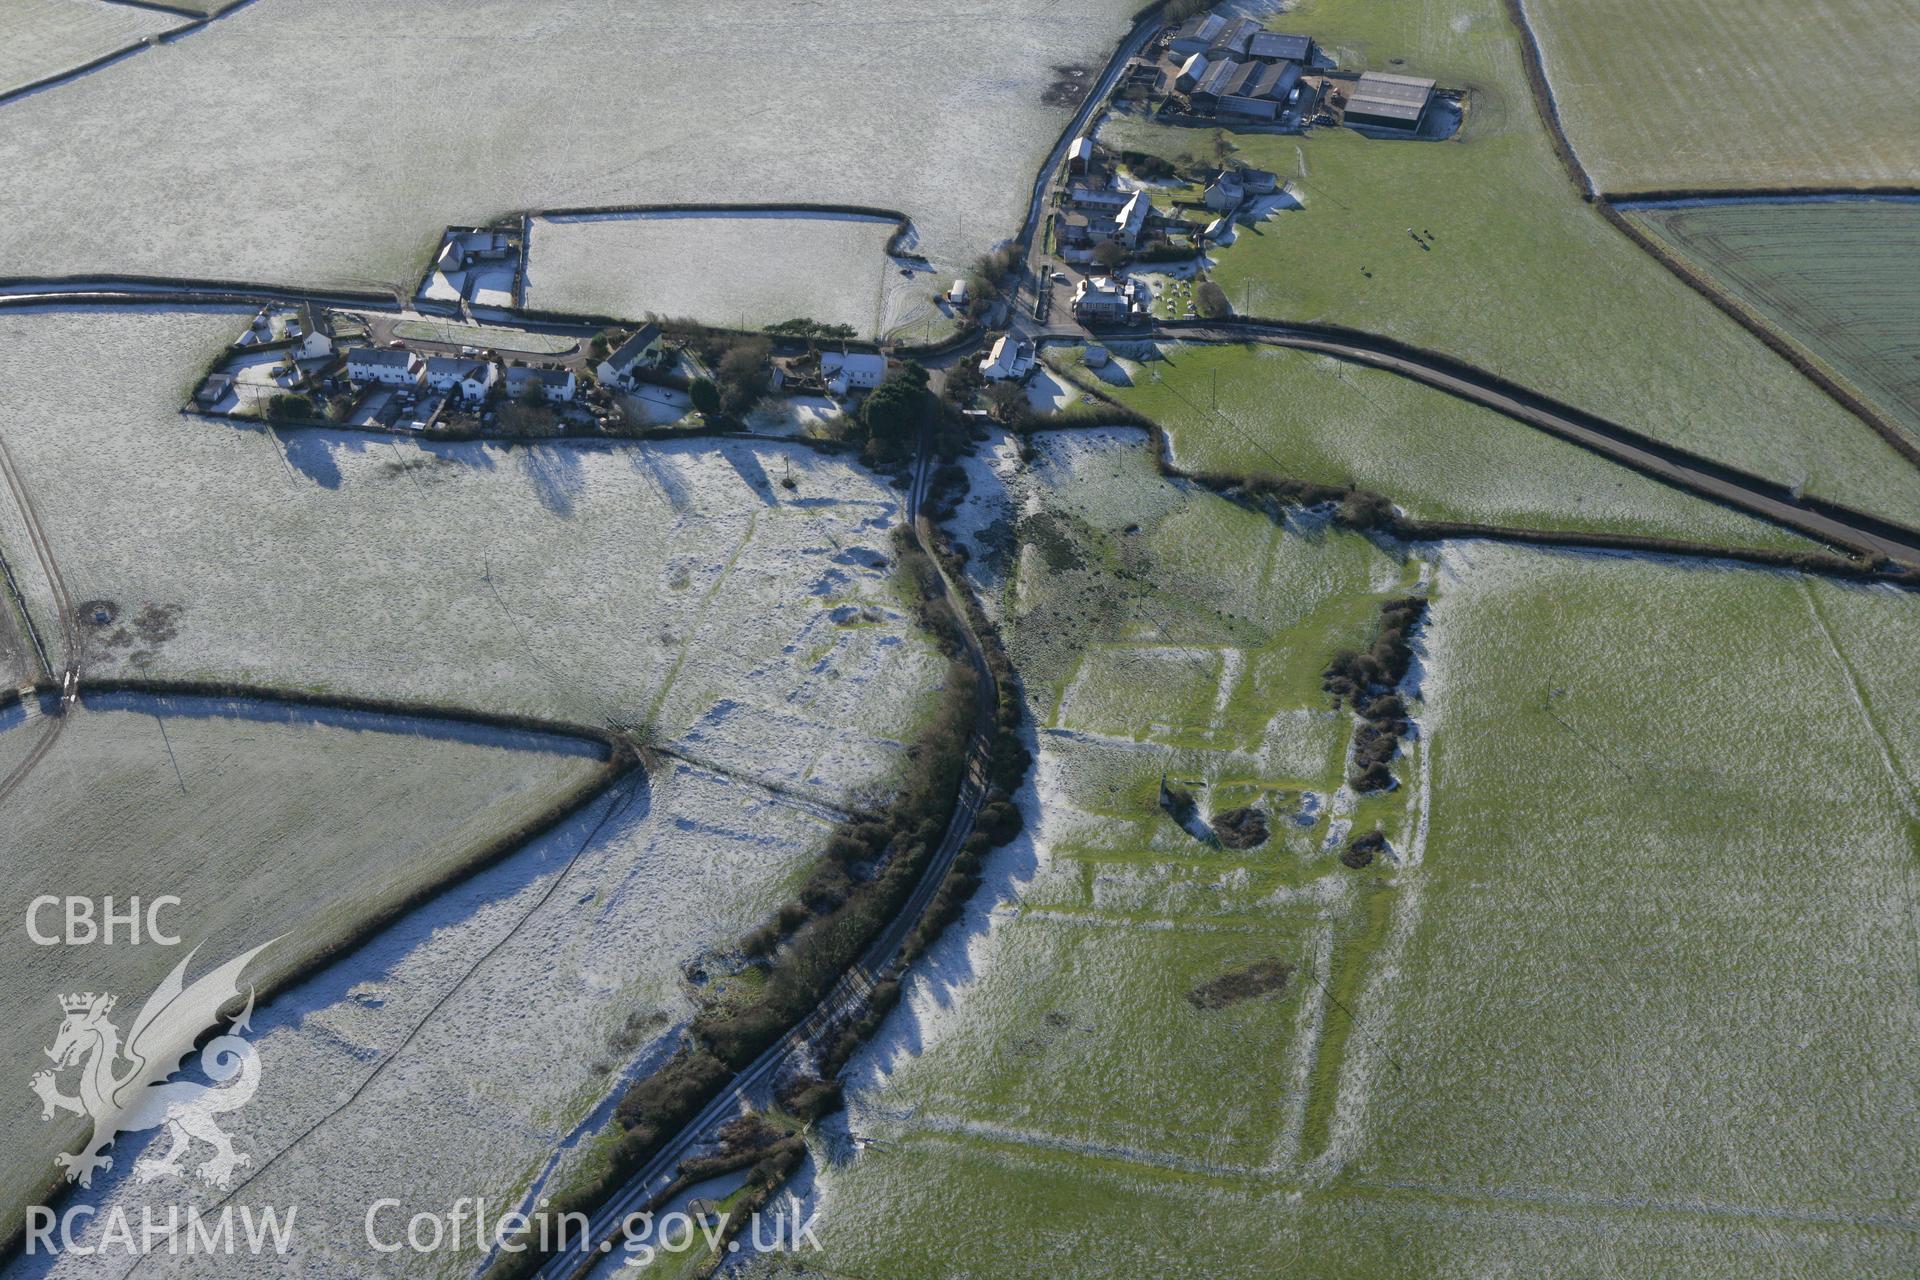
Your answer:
[532,446,996,1280]
[1155,319,1920,568]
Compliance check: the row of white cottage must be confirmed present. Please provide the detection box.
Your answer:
[346,347,577,405]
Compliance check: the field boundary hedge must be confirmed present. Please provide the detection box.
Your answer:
[1154,320,1920,566]
[1041,356,1915,588]
[1498,0,1920,479]
[1594,201,1920,472]
[0,677,633,1268]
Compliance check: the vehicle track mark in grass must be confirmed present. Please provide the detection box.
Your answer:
[146,770,647,1265]
[1798,579,1920,994]
[641,508,760,735]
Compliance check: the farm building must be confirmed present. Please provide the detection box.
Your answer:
[286,304,333,360]
[194,373,232,405]
[1067,136,1094,173]
[1344,71,1436,130]
[1175,52,1211,93]
[1059,185,1154,250]
[820,351,887,395]
[1168,13,1259,58]
[1249,31,1314,64]
[346,347,423,386]
[425,356,498,404]
[978,334,1036,382]
[595,322,664,389]
[1204,172,1244,211]
[1191,58,1302,120]
[504,364,576,403]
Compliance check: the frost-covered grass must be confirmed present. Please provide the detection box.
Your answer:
[389,319,576,356]
[1522,0,1920,192]
[0,697,603,1248]
[790,1129,1920,1279]
[0,0,1143,294]
[0,0,183,97]
[28,757,844,1278]
[1081,342,1828,551]
[1631,199,1920,440]
[527,212,914,338]
[1351,545,1920,1237]
[0,309,943,809]
[1097,0,1920,529]
[808,430,1431,1260]
[800,536,1920,1277]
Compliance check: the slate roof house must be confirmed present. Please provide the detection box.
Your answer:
[595,323,664,389]
[346,347,423,386]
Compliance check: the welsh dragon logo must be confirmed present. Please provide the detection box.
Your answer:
[31,943,273,1190]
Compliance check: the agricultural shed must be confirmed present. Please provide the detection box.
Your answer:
[1344,71,1435,130]
[1249,31,1313,64]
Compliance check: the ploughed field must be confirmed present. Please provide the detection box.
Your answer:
[526,212,916,339]
[1520,0,1920,192]
[0,0,184,98]
[0,0,1142,296]
[1629,198,1920,443]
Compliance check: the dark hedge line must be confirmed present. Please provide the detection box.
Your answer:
[1323,597,1429,793]
[498,528,992,1278]
[1043,356,1918,587]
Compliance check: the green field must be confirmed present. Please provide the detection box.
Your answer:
[1522,0,1920,192]
[0,698,605,1245]
[1349,547,1920,1251]
[1096,0,1920,530]
[1631,199,1920,441]
[796,535,1920,1277]
[1067,342,1829,551]
[805,429,1444,1267]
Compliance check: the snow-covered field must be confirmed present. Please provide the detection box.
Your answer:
[527,212,916,337]
[0,0,183,97]
[0,0,1143,292]
[0,697,604,1250]
[13,756,847,1279]
[0,308,944,810]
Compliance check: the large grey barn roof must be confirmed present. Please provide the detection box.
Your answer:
[1249,31,1312,62]
[1346,71,1435,123]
